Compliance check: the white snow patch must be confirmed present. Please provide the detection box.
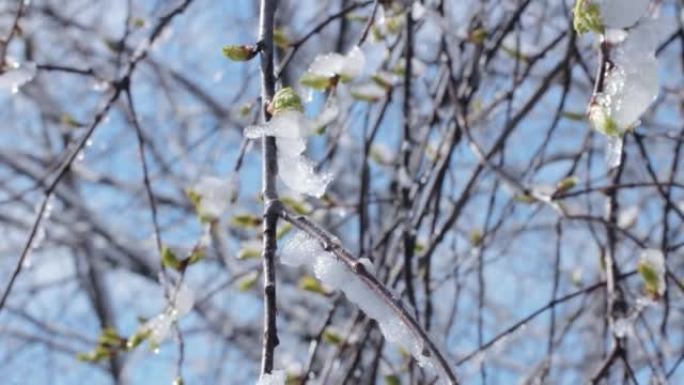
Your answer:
[618,205,639,228]
[0,59,36,94]
[193,176,234,219]
[256,370,286,385]
[280,231,441,374]
[244,109,332,198]
[142,283,195,345]
[305,46,366,81]
[599,0,650,29]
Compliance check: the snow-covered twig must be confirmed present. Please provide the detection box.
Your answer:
[279,209,460,385]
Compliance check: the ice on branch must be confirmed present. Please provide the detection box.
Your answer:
[256,370,286,385]
[584,5,660,169]
[598,0,650,29]
[637,249,666,298]
[136,284,195,348]
[300,46,366,89]
[573,0,650,34]
[244,88,333,198]
[0,59,36,94]
[190,176,235,221]
[280,231,445,377]
[590,22,659,136]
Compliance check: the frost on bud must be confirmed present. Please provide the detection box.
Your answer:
[222,44,259,62]
[588,104,619,137]
[573,0,603,35]
[638,249,666,298]
[299,72,335,90]
[299,47,366,89]
[350,82,387,102]
[270,87,304,114]
[298,275,329,295]
[189,176,235,222]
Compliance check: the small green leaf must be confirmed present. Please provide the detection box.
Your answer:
[573,0,603,35]
[161,246,182,270]
[104,38,121,53]
[502,45,529,62]
[186,188,215,224]
[237,271,259,292]
[271,87,304,114]
[589,105,621,137]
[274,28,290,49]
[555,176,579,195]
[237,246,261,260]
[99,326,124,348]
[239,102,253,117]
[222,44,259,62]
[561,111,585,121]
[298,275,328,295]
[371,73,395,89]
[276,223,293,240]
[514,193,537,204]
[231,213,262,228]
[385,15,404,34]
[187,246,205,265]
[299,72,334,90]
[384,375,401,385]
[469,28,487,44]
[186,188,202,207]
[126,329,150,350]
[371,25,384,42]
[132,18,146,28]
[281,196,312,215]
[76,349,109,363]
[345,13,368,22]
[61,114,82,128]
[470,230,483,247]
[322,328,343,345]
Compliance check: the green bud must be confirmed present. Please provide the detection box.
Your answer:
[126,329,150,350]
[555,176,579,195]
[237,271,259,292]
[298,275,328,295]
[322,328,343,345]
[222,44,259,62]
[161,246,181,270]
[271,87,304,114]
[573,0,603,35]
[589,105,621,137]
[273,28,290,49]
[638,261,661,297]
[299,72,333,90]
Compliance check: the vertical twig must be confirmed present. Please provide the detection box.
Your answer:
[258,0,280,376]
[401,3,417,312]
